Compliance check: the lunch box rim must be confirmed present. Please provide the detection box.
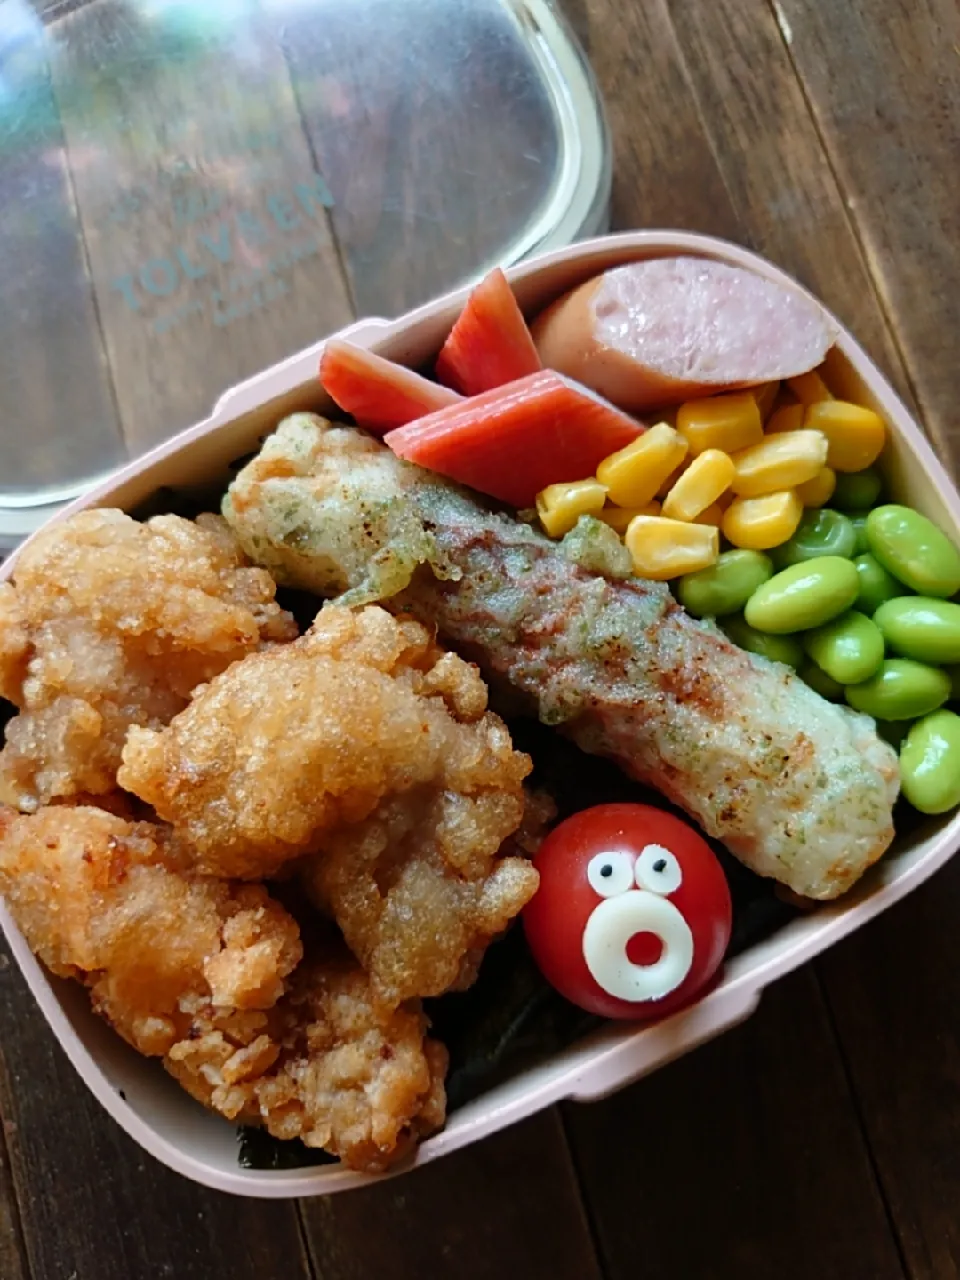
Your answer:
[3,228,959,1199]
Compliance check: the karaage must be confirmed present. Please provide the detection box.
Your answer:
[119,605,540,1005]
[0,510,296,810]
[0,804,447,1171]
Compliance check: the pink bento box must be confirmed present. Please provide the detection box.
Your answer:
[3,231,959,1198]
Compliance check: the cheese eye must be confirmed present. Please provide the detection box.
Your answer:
[634,844,683,894]
[586,852,635,898]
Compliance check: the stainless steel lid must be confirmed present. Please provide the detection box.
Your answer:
[0,0,610,545]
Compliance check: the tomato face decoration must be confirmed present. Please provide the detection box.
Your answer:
[523,803,733,1020]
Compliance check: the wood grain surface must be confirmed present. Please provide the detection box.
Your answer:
[1,0,959,1277]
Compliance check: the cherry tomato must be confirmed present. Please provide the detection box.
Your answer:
[523,803,732,1020]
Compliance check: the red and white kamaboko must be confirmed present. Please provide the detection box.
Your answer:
[523,803,733,1020]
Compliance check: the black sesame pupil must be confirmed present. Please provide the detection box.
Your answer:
[653,858,667,873]
[600,864,613,877]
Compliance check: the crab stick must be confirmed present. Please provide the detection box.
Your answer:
[384,370,644,508]
[435,267,542,394]
[319,339,461,435]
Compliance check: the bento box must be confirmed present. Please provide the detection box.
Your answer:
[3,230,960,1199]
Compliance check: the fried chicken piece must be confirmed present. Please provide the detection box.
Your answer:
[302,787,546,1007]
[0,510,297,811]
[0,805,446,1171]
[169,953,448,1172]
[0,805,303,1053]
[119,605,540,1005]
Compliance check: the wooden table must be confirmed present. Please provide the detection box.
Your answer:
[2,0,959,1276]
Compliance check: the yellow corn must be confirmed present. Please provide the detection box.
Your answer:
[804,400,886,472]
[597,501,661,533]
[765,403,806,435]
[625,516,719,581]
[596,423,688,508]
[697,503,725,528]
[787,370,832,406]
[749,381,780,421]
[676,392,763,456]
[536,479,607,538]
[796,466,837,508]
[722,490,804,550]
[661,449,735,521]
[730,430,829,498]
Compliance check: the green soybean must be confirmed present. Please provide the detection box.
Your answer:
[677,550,774,618]
[851,514,870,555]
[722,615,804,668]
[771,508,857,568]
[831,467,883,511]
[873,596,960,665]
[799,660,843,700]
[803,611,885,685]
[899,710,960,814]
[854,553,906,615]
[946,665,960,702]
[866,505,960,597]
[845,658,951,720]
[744,556,860,634]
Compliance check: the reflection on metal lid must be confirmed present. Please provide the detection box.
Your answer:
[0,0,610,544]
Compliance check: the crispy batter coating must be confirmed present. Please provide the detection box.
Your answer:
[169,955,448,1172]
[0,510,296,812]
[0,805,446,1171]
[302,789,543,1007]
[0,805,303,1053]
[119,604,540,1005]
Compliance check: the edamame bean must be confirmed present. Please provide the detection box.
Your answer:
[851,513,870,555]
[873,596,960,665]
[770,508,857,568]
[803,611,885,685]
[677,549,773,618]
[899,710,960,814]
[831,467,883,511]
[854,553,906,615]
[722,615,804,668]
[866,505,960,597]
[799,660,843,700]
[946,665,960,702]
[744,556,859,634]
[845,659,951,720]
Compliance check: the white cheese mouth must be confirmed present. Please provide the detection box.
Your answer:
[581,890,694,1003]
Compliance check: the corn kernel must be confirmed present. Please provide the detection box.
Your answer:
[661,449,735,521]
[625,516,719,581]
[787,370,832,405]
[697,503,725,528]
[749,381,780,421]
[597,502,661,533]
[796,466,837,508]
[804,400,886,472]
[596,423,688,507]
[722,490,804,550]
[676,392,763,456]
[730,430,828,498]
[765,403,806,435]
[536,479,607,538]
